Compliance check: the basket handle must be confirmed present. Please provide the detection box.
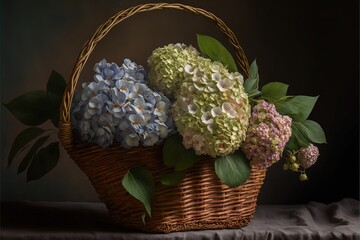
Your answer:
[60,3,250,125]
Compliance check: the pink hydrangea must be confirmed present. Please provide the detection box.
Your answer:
[242,100,292,168]
[298,144,319,168]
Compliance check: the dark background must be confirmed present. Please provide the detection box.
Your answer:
[1,0,358,204]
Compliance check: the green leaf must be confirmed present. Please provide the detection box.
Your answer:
[249,60,258,78]
[214,151,251,188]
[46,71,66,128]
[291,123,310,148]
[27,141,60,181]
[294,120,327,144]
[47,70,66,99]
[46,92,61,128]
[197,34,238,72]
[122,166,155,217]
[50,111,60,128]
[276,95,319,122]
[261,82,289,101]
[46,91,61,108]
[162,134,198,171]
[285,135,299,151]
[8,127,45,167]
[247,89,261,98]
[244,60,260,97]
[4,90,52,126]
[160,171,186,186]
[17,135,50,174]
[244,77,259,94]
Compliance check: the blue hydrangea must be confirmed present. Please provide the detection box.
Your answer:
[93,58,146,87]
[71,59,174,148]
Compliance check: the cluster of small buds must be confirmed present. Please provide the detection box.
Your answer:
[283,153,300,172]
[71,59,175,148]
[298,144,320,168]
[242,100,292,168]
[283,143,320,181]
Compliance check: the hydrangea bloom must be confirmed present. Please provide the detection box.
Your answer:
[242,100,292,168]
[93,58,146,87]
[71,59,174,148]
[171,55,250,157]
[297,144,319,168]
[147,43,200,97]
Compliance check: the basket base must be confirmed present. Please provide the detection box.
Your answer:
[116,217,252,233]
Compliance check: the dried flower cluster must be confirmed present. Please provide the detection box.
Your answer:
[242,100,292,168]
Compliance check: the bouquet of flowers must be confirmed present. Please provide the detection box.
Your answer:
[68,34,326,215]
[5,34,326,218]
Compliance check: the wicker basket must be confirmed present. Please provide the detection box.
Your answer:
[58,3,266,233]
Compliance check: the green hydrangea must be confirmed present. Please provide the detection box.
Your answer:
[172,56,250,157]
[147,43,199,97]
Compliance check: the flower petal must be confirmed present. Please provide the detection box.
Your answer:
[201,112,214,124]
[216,78,233,92]
[211,107,223,117]
[187,103,198,114]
